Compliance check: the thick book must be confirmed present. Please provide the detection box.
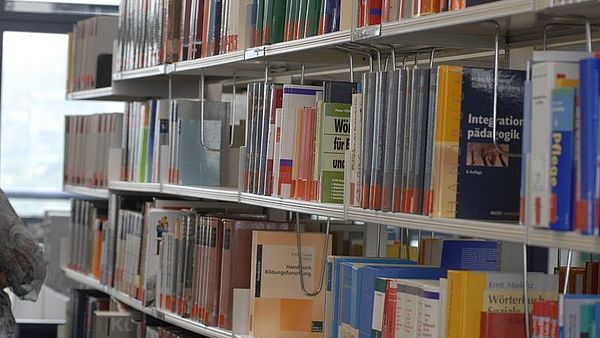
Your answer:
[431,65,524,220]
[319,81,357,203]
[361,72,377,209]
[529,61,579,228]
[250,231,331,338]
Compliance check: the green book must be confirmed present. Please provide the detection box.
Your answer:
[305,0,321,37]
[271,0,286,44]
[297,0,307,39]
[581,304,595,338]
[319,81,357,203]
[262,0,273,45]
[255,0,265,45]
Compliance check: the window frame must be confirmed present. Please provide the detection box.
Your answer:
[0,0,118,204]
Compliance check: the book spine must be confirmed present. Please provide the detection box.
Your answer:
[350,92,364,207]
[549,87,576,231]
[423,68,438,216]
[431,65,462,218]
[382,70,400,211]
[392,69,408,212]
[361,72,376,208]
[579,58,600,234]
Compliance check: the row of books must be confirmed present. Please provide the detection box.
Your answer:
[350,65,524,220]
[67,16,117,92]
[250,0,349,48]
[358,0,497,27]
[242,81,355,204]
[67,289,196,338]
[115,0,349,72]
[67,289,142,338]
[67,199,108,279]
[64,113,123,188]
[241,65,523,221]
[524,53,600,235]
[121,99,241,187]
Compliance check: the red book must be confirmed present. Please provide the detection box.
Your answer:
[201,0,211,58]
[381,279,398,337]
[479,312,526,338]
[366,0,383,26]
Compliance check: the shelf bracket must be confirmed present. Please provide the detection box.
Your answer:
[295,213,330,296]
[199,72,236,152]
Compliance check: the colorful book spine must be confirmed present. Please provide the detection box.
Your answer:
[549,87,576,231]
[578,58,600,234]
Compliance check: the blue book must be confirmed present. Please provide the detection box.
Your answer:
[594,302,600,338]
[341,262,404,332]
[456,67,525,220]
[579,58,600,234]
[440,240,499,270]
[549,87,576,231]
[358,266,446,338]
[326,257,413,338]
[560,294,600,338]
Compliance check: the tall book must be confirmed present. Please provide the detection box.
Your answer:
[528,61,579,228]
[578,58,600,234]
[319,81,357,203]
[250,231,331,338]
[278,84,322,198]
[431,65,524,220]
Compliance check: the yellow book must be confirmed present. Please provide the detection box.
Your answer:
[250,231,331,338]
[446,270,558,338]
[431,65,463,218]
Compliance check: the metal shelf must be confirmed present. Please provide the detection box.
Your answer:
[63,268,110,293]
[529,228,600,254]
[347,207,527,244]
[66,87,116,101]
[63,184,110,199]
[108,181,162,194]
[173,51,247,77]
[240,193,345,219]
[153,309,233,338]
[112,65,167,81]
[161,184,240,202]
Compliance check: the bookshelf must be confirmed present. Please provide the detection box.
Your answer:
[60,1,600,336]
[63,268,234,338]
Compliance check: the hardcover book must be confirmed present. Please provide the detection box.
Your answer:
[431,65,525,220]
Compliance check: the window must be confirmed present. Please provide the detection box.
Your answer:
[1,31,123,216]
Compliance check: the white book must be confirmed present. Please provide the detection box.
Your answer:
[418,282,441,338]
[529,61,579,228]
[439,278,448,338]
[278,84,322,198]
[350,92,363,207]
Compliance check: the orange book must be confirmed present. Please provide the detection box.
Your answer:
[250,231,331,338]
